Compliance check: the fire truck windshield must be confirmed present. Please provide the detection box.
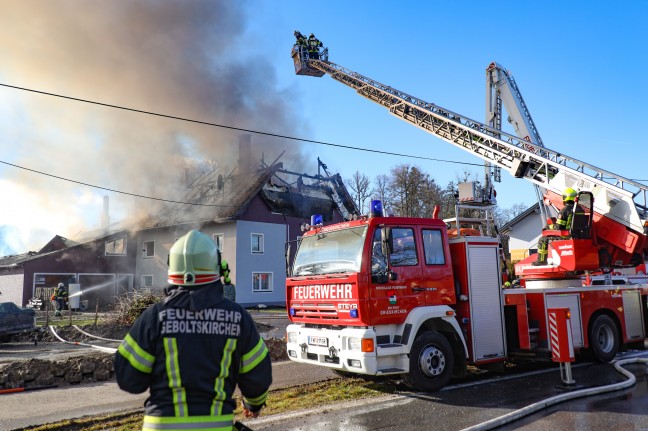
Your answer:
[292,225,368,276]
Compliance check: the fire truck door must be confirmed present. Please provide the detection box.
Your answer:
[622,290,645,340]
[467,243,506,360]
[379,227,426,317]
[420,228,455,306]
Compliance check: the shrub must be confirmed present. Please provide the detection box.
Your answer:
[111,290,164,326]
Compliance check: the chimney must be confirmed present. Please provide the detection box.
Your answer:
[238,134,253,174]
[101,195,110,230]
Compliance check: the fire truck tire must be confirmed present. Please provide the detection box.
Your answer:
[403,331,454,392]
[589,315,619,363]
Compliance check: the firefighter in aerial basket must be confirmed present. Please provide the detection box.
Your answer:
[533,187,579,266]
[114,230,272,431]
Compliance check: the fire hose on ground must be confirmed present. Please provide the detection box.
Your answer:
[48,325,117,354]
[1,327,120,395]
[460,356,648,431]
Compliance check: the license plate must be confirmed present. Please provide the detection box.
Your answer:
[308,336,328,347]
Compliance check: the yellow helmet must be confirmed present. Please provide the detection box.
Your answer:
[167,230,220,286]
[562,187,577,203]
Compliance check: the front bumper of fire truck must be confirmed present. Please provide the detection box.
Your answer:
[286,324,406,375]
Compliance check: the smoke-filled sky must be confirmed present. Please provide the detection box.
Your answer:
[0,1,309,254]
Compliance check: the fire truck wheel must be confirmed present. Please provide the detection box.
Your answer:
[589,314,619,363]
[404,331,454,392]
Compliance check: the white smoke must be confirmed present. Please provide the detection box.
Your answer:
[0,1,308,254]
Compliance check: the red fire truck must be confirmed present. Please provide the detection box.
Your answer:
[285,44,648,392]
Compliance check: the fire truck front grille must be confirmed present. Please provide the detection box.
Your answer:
[292,303,338,320]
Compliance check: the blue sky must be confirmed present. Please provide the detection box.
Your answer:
[252,1,648,211]
[1,1,646,255]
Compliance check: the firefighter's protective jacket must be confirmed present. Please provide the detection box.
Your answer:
[54,285,67,299]
[550,202,575,233]
[114,282,272,431]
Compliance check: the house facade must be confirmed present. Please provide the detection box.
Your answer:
[2,140,357,308]
[134,158,354,307]
[16,231,137,310]
[499,203,557,262]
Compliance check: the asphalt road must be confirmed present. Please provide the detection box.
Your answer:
[249,353,648,431]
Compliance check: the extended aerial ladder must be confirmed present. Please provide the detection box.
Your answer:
[486,62,549,224]
[291,45,648,275]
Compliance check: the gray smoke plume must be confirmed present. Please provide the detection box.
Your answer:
[0,1,308,253]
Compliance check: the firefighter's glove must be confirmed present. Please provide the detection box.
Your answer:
[242,400,265,418]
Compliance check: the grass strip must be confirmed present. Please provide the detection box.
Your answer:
[23,377,399,430]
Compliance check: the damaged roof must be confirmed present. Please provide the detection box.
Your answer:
[139,161,358,230]
[0,251,40,269]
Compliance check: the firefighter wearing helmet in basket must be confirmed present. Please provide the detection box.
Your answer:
[114,230,272,431]
[533,187,579,266]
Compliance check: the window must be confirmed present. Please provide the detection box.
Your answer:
[213,234,224,251]
[142,241,155,258]
[390,228,418,266]
[422,229,445,265]
[292,226,367,276]
[371,229,387,275]
[141,275,153,287]
[105,237,127,255]
[251,233,264,254]
[252,272,272,292]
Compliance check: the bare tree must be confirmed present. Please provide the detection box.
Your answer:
[345,171,373,214]
[497,203,530,225]
[372,174,391,210]
[388,164,439,217]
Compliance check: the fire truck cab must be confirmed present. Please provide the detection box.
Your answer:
[286,200,507,392]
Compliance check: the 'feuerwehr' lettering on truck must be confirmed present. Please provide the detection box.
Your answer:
[293,284,353,299]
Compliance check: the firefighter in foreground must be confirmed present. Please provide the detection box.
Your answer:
[533,187,578,265]
[114,230,272,431]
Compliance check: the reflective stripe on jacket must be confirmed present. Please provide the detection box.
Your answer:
[55,286,67,299]
[551,203,574,231]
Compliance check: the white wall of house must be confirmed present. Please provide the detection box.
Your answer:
[137,222,237,291]
[508,211,544,260]
[0,274,24,305]
[137,227,176,289]
[235,220,287,307]
[136,221,286,307]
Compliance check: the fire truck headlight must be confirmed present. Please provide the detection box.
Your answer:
[348,337,361,351]
[287,332,298,344]
[348,337,375,352]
